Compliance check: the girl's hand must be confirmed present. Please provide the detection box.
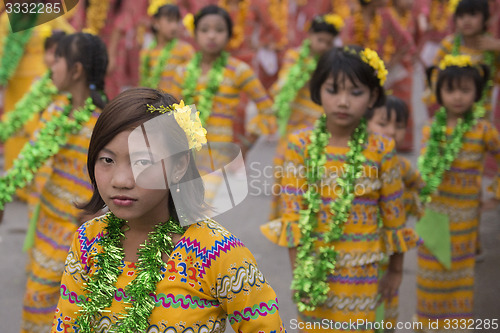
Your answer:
[378,269,402,305]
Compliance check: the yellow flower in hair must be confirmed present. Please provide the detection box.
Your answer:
[183,13,195,36]
[172,101,207,151]
[148,0,173,17]
[323,14,344,31]
[38,25,52,41]
[439,54,473,70]
[360,48,388,86]
[448,0,460,14]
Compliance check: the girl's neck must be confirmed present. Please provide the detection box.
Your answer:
[201,51,222,65]
[156,34,174,48]
[446,111,466,127]
[326,118,358,147]
[69,85,91,110]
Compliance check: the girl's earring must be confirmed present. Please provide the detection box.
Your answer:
[176,176,180,193]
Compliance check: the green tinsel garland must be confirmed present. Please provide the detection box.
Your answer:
[140,39,178,88]
[292,115,368,312]
[0,71,57,142]
[418,34,494,204]
[182,51,229,125]
[0,97,96,209]
[76,212,185,332]
[0,25,34,85]
[275,39,318,137]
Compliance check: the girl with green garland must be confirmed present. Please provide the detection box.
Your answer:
[261,13,344,230]
[416,54,500,330]
[139,2,194,92]
[278,46,419,332]
[51,88,286,333]
[170,5,276,155]
[0,32,108,333]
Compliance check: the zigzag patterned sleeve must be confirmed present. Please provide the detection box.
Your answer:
[211,240,287,333]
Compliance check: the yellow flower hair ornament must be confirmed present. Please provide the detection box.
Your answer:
[448,0,460,14]
[359,48,388,86]
[183,13,195,36]
[148,0,174,17]
[320,14,344,32]
[147,101,207,151]
[439,54,473,70]
[38,25,52,41]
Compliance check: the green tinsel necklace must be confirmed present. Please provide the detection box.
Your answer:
[292,115,368,311]
[0,71,58,142]
[76,212,185,332]
[418,34,493,203]
[182,51,229,125]
[140,39,178,89]
[275,39,318,137]
[0,96,96,209]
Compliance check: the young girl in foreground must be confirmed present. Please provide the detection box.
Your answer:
[416,54,500,330]
[52,88,286,332]
[279,46,419,332]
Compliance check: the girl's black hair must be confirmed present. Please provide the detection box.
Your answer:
[310,15,340,36]
[55,32,108,110]
[426,64,490,105]
[194,5,233,38]
[151,4,181,35]
[154,4,181,20]
[80,88,207,223]
[454,0,489,32]
[358,0,372,6]
[310,46,386,107]
[44,30,67,51]
[365,95,409,127]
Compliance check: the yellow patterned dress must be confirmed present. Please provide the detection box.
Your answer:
[170,55,276,142]
[170,55,276,202]
[52,216,287,333]
[279,130,419,333]
[21,105,101,333]
[266,46,323,221]
[140,39,194,93]
[416,119,500,331]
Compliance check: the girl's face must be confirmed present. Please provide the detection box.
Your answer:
[95,130,171,224]
[367,106,407,148]
[154,15,179,41]
[51,55,71,92]
[309,31,335,57]
[320,74,378,129]
[455,12,484,36]
[195,14,229,55]
[440,77,477,117]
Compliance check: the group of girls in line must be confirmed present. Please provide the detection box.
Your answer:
[0,0,499,332]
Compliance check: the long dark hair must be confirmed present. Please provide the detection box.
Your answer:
[55,32,108,109]
[80,88,207,223]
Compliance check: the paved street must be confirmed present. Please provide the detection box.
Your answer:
[1,65,500,332]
